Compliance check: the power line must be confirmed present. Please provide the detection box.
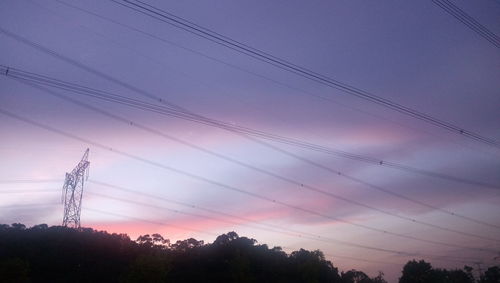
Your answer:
[1,64,498,192]
[110,0,500,149]
[0,179,491,263]
[340,174,500,230]
[1,198,405,266]
[0,177,497,264]
[85,183,485,264]
[88,181,320,239]
[82,206,219,237]
[0,107,498,256]
[81,208,485,265]
[1,25,498,189]
[88,192,425,260]
[0,26,180,111]
[0,183,427,260]
[75,179,492,262]
[0,202,483,264]
[0,179,62,184]
[0,189,59,194]
[17,78,500,233]
[1,21,498,245]
[53,0,495,161]
[0,203,60,209]
[5,64,500,253]
[0,2,496,262]
[85,191,306,239]
[278,246,463,267]
[4,68,500,243]
[431,0,500,48]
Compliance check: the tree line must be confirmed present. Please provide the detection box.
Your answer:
[0,223,498,282]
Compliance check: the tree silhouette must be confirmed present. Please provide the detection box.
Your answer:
[400,260,439,283]
[341,270,387,283]
[480,266,500,283]
[399,260,482,283]
[7,223,499,283]
[0,258,30,283]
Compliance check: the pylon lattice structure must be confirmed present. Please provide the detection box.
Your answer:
[62,148,90,229]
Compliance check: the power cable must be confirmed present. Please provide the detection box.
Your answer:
[431,0,500,48]
[0,180,489,263]
[16,78,500,234]
[110,0,500,148]
[83,206,218,236]
[85,186,484,264]
[53,0,496,162]
[0,107,498,256]
[1,63,498,192]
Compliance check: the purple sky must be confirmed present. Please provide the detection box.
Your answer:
[1,0,499,281]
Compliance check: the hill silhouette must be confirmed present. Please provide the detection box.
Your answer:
[0,223,498,283]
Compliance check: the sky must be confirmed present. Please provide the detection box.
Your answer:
[1,0,499,281]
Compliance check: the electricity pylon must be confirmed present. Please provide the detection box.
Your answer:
[62,148,90,228]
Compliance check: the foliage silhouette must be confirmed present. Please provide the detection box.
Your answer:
[398,259,499,283]
[480,266,500,283]
[1,224,498,283]
[0,223,346,282]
